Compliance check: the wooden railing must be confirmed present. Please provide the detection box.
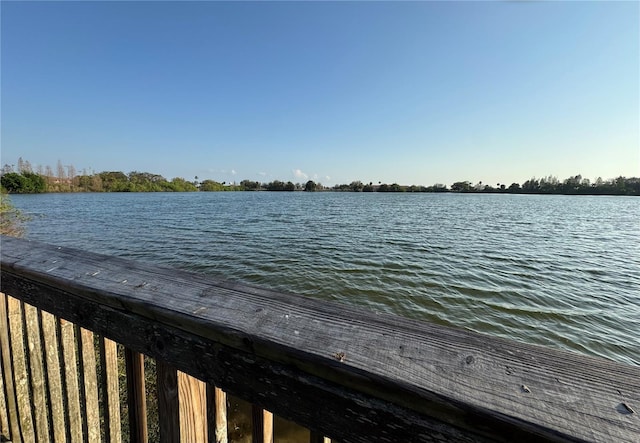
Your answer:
[0,235,638,443]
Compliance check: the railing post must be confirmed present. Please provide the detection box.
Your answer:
[125,349,148,443]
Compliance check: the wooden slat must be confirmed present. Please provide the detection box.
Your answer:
[0,349,9,440]
[23,302,50,441]
[78,327,100,442]
[309,432,331,443]
[40,310,67,443]
[98,337,122,443]
[178,371,207,443]
[8,297,35,442]
[59,318,83,443]
[0,293,21,442]
[125,349,148,443]
[251,406,273,443]
[156,360,179,442]
[2,236,639,443]
[207,385,227,443]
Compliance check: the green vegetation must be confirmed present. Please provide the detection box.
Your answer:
[1,171,46,194]
[0,190,28,236]
[1,158,639,196]
[331,175,640,196]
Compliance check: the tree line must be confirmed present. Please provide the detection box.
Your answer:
[1,159,638,195]
[328,175,640,195]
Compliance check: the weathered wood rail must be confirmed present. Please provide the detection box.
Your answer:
[0,236,638,442]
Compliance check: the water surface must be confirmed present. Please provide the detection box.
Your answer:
[10,192,640,366]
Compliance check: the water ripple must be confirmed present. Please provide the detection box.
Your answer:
[11,192,640,366]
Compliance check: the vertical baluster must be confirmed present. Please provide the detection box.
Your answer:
[9,297,35,442]
[0,293,20,442]
[40,310,67,443]
[207,385,228,443]
[178,371,207,442]
[125,349,148,443]
[0,350,9,440]
[76,327,100,442]
[98,337,122,443]
[156,360,179,442]
[251,405,273,443]
[23,303,50,441]
[59,318,82,443]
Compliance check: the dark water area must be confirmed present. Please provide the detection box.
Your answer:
[9,192,640,367]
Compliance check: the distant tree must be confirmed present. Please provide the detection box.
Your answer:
[17,157,33,174]
[167,177,198,192]
[56,160,66,182]
[99,171,130,192]
[67,165,77,182]
[200,180,225,191]
[284,181,295,191]
[349,181,364,192]
[266,180,285,191]
[0,172,46,193]
[0,173,26,193]
[240,180,261,191]
[304,180,317,192]
[451,181,471,192]
[521,178,540,193]
[507,183,521,193]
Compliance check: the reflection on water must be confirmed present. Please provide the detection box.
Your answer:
[12,192,640,366]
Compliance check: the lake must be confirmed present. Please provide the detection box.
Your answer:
[8,192,640,367]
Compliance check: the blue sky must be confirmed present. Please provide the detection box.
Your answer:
[2,1,638,186]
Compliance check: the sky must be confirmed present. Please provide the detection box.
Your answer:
[1,1,639,187]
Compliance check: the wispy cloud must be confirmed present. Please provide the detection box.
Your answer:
[293,169,308,180]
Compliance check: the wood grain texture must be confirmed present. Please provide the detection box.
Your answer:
[178,371,207,442]
[78,327,100,442]
[125,349,148,443]
[59,319,82,443]
[0,293,21,442]
[157,360,179,443]
[98,337,122,443]
[23,302,50,442]
[2,236,639,443]
[8,297,35,443]
[41,310,67,443]
[210,385,228,443]
[0,344,8,440]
